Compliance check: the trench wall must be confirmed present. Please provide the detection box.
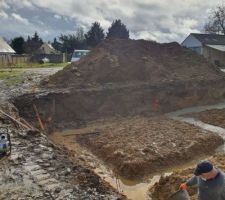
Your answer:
[14,79,225,130]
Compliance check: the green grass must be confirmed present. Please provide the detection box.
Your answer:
[0,62,68,86]
[0,70,23,86]
[0,62,68,69]
[0,71,20,79]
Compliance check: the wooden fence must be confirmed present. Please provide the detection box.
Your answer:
[0,54,29,67]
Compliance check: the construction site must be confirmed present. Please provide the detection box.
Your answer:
[2,38,225,200]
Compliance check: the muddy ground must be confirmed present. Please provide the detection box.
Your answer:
[4,38,225,200]
[63,116,223,180]
[0,68,125,200]
[1,66,225,200]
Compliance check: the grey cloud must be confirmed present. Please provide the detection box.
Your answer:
[0,0,223,43]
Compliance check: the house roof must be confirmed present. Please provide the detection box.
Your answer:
[38,43,58,54]
[191,33,225,45]
[206,45,225,52]
[43,43,55,50]
[0,37,15,54]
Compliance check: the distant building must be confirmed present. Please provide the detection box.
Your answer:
[0,37,16,66]
[0,37,15,55]
[182,33,225,67]
[30,43,66,63]
[37,43,58,54]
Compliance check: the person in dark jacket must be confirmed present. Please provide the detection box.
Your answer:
[180,160,225,200]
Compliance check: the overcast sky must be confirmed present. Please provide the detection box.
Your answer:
[0,0,223,43]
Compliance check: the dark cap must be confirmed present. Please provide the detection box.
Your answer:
[194,161,213,176]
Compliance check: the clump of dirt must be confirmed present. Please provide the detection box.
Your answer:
[150,168,197,200]
[150,155,225,200]
[186,108,225,129]
[75,116,223,179]
[46,39,224,88]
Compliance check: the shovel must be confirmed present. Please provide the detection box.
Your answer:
[169,189,191,200]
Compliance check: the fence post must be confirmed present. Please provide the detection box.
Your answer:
[63,53,66,62]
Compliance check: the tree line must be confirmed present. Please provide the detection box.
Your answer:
[11,3,225,56]
[10,19,129,54]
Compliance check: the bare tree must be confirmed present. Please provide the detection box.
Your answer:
[204,5,225,34]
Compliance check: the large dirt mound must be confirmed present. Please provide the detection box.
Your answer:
[47,39,223,87]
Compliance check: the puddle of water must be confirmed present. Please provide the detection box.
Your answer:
[93,159,160,200]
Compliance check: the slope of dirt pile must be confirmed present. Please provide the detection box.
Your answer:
[186,108,225,129]
[150,155,225,200]
[15,39,225,129]
[75,116,223,179]
[46,39,224,88]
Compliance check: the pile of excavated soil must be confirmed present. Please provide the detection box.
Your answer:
[186,108,225,129]
[150,155,225,200]
[46,39,224,88]
[75,116,223,179]
[17,39,225,128]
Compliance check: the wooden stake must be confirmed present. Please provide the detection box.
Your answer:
[33,104,45,131]
[0,109,30,130]
[20,118,34,130]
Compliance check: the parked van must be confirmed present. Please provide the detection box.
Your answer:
[71,49,90,62]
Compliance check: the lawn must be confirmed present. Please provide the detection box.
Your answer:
[0,70,23,86]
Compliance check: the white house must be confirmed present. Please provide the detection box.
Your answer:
[181,33,225,67]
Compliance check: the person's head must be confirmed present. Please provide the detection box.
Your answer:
[194,160,217,180]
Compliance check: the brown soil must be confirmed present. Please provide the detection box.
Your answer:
[186,108,225,128]
[46,39,224,88]
[74,116,223,179]
[150,155,225,200]
[15,40,225,130]
[14,78,225,132]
